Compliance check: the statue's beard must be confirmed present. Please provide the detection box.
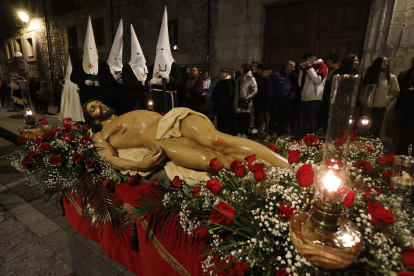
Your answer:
[94,107,115,122]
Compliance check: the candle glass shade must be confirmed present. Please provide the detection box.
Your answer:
[357,84,376,138]
[390,155,413,210]
[324,75,361,166]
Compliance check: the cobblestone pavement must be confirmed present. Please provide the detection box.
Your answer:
[0,107,136,276]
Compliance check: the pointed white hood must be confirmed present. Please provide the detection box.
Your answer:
[64,55,73,82]
[82,16,99,75]
[129,24,148,85]
[107,19,123,82]
[153,7,174,78]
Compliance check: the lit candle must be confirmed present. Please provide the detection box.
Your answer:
[323,170,341,192]
[362,119,369,126]
[148,100,153,106]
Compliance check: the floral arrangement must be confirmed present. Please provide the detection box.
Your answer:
[10,118,128,234]
[130,134,414,276]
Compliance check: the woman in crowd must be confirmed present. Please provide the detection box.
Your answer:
[362,57,400,138]
[182,66,204,112]
[333,54,360,75]
[233,63,258,138]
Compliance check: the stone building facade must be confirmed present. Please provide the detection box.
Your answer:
[0,0,413,89]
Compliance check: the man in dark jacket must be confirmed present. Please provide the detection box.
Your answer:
[395,57,414,154]
[254,65,273,135]
[212,68,234,133]
[269,61,297,136]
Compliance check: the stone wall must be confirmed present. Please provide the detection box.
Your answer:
[361,0,414,76]
[212,0,265,75]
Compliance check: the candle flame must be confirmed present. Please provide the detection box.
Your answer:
[362,119,369,125]
[323,170,341,192]
[148,100,153,106]
[26,109,33,116]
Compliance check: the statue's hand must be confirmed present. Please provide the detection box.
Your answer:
[141,147,166,170]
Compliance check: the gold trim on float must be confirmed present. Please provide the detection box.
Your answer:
[63,193,191,276]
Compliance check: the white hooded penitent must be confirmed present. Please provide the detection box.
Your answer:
[153,7,174,78]
[82,16,99,75]
[107,19,123,83]
[129,24,148,85]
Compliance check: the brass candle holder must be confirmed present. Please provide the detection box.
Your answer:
[19,108,44,139]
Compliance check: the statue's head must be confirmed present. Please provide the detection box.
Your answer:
[82,99,115,133]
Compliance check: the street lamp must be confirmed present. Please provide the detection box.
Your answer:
[19,12,29,23]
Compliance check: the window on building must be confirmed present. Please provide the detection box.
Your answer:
[26,38,34,57]
[92,17,105,46]
[67,26,79,61]
[14,39,23,55]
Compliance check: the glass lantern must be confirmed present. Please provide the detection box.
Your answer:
[290,75,363,270]
[391,153,413,210]
[356,84,376,139]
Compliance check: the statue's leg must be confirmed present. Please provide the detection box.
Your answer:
[159,137,234,171]
[180,115,288,169]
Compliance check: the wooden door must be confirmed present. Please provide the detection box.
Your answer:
[263,0,371,71]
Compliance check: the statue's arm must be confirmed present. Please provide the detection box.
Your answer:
[93,133,165,172]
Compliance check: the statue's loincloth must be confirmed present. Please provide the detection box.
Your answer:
[118,108,211,184]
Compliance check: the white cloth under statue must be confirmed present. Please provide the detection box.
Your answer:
[59,56,85,122]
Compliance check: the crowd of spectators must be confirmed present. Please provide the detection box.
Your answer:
[180,52,413,154]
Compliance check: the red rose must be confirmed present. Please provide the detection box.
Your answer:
[303,134,320,147]
[253,168,267,182]
[63,123,72,132]
[344,190,355,208]
[287,150,301,164]
[17,136,27,145]
[72,153,83,163]
[356,160,373,172]
[268,143,278,152]
[64,118,72,123]
[43,130,54,138]
[210,202,235,226]
[83,125,90,130]
[85,158,94,167]
[343,129,356,141]
[367,201,397,226]
[401,248,414,269]
[171,176,183,188]
[377,153,396,166]
[192,186,201,198]
[295,164,315,187]
[39,117,48,125]
[244,154,256,166]
[28,151,40,158]
[21,159,33,169]
[398,271,414,276]
[225,261,250,276]
[61,135,72,143]
[52,127,60,133]
[161,112,166,116]
[32,138,42,146]
[103,180,116,192]
[279,204,296,221]
[194,226,209,242]
[230,160,247,178]
[209,158,224,173]
[326,158,344,169]
[40,143,52,151]
[150,179,160,188]
[382,170,392,184]
[49,154,62,166]
[205,179,223,196]
[276,267,293,276]
[72,124,80,130]
[127,177,139,187]
[334,138,344,151]
[81,135,91,145]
